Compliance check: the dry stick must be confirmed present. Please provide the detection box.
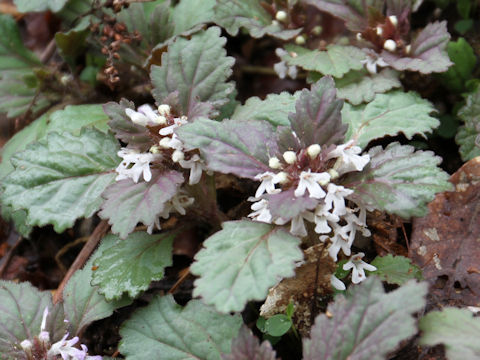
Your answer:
[40,38,57,64]
[0,236,23,278]
[53,220,110,304]
[168,267,190,294]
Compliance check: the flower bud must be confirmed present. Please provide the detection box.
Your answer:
[328,168,339,180]
[356,33,363,41]
[159,137,172,148]
[376,26,383,36]
[276,171,289,184]
[269,157,282,169]
[307,144,321,159]
[275,10,287,22]
[153,115,167,125]
[158,104,171,116]
[150,145,161,154]
[20,339,33,353]
[283,151,297,164]
[295,35,306,45]
[388,15,398,27]
[383,39,397,52]
[172,150,184,162]
[312,26,322,35]
[405,44,411,54]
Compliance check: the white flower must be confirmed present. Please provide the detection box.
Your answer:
[290,211,315,237]
[115,148,161,183]
[179,154,205,185]
[324,183,354,217]
[254,172,282,198]
[294,170,330,199]
[326,140,370,174]
[125,104,166,126]
[169,193,194,215]
[159,134,183,150]
[321,223,353,261]
[331,274,346,291]
[313,203,339,234]
[360,50,388,74]
[248,199,272,223]
[343,252,377,284]
[159,116,188,136]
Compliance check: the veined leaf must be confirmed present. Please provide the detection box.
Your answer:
[191,220,303,313]
[369,254,423,285]
[381,21,452,74]
[222,326,278,360]
[119,294,242,359]
[1,128,120,232]
[214,0,301,40]
[456,88,480,161]
[283,44,365,78]
[177,117,278,180]
[173,0,215,34]
[91,231,173,300]
[342,91,439,149]
[439,38,477,92]
[99,170,184,239]
[343,142,452,218]
[303,278,427,360]
[265,189,318,222]
[13,0,68,12]
[151,27,235,115]
[419,308,480,359]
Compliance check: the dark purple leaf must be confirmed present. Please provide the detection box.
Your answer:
[381,21,452,74]
[176,118,278,179]
[288,76,347,148]
[222,326,278,360]
[99,170,184,239]
[266,189,318,222]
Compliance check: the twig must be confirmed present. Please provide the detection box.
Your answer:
[53,220,110,304]
[0,236,23,278]
[40,38,57,64]
[55,236,90,274]
[168,267,190,294]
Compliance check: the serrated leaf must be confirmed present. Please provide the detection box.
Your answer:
[63,257,131,336]
[265,189,318,222]
[191,220,303,313]
[288,77,346,148]
[177,117,278,179]
[1,128,120,232]
[222,326,278,360]
[103,99,152,151]
[342,91,439,149]
[303,0,383,31]
[151,27,235,115]
[334,69,401,105]
[303,278,427,360]
[419,308,480,359]
[440,38,477,92]
[283,44,365,78]
[264,315,292,337]
[381,21,453,74]
[369,254,423,285]
[48,104,111,134]
[456,89,480,161]
[91,231,173,300]
[214,0,302,40]
[119,294,242,360]
[173,0,215,34]
[343,142,452,218]
[13,0,68,12]
[231,92,300,127]
[0,281,66,359]
[99,170,183,239]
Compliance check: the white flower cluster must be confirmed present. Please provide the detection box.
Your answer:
[20,307,101,360]
[248,140,376,290]
[115,103,206,186]
[146,192,194,234]
[274,48,298,79]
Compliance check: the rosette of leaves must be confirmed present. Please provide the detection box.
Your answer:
[177,75,451,313]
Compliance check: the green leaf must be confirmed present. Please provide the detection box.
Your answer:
[173,0,215,34]
[151,27,235,115]
[63,257,131,336]
[214,0,302,40]
[55,28,89,67]
[0,281,66,359]
[369,254,423,285]
[283,44,365,78]
[334,69,401,105]
[231,92,300,127]
[1,128,120,232]
[191,220,303,313]
[419,308,480,359]
[264,315,292,337]
[343,142,452,218]
[303,278,428,360]
[342,91,439,149]
[456,88,480,161]
[91,231,173,300]
[13,0,68,12]
[177,117,278,179]
[119,294,242,360]
[99,170,184,239]
[440,38,477,92]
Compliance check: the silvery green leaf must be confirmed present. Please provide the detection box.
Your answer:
[455,88,480,161]
[222,326,278,360]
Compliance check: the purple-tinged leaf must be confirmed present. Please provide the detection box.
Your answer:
[222,326,278,360]
[303,0,384,32]
[103,99,151,151]
[265,189,318,222]
[151,27,235,116]
[288,77,347,148]
[214,0,302,40]
[303,278,427,360]
[0,281,66,359]
[99,170,184,239]
[177,118,278,179]
[343,142,452,219]
[381,21,453,74]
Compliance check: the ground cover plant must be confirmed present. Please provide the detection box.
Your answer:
[0,0,480,359]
